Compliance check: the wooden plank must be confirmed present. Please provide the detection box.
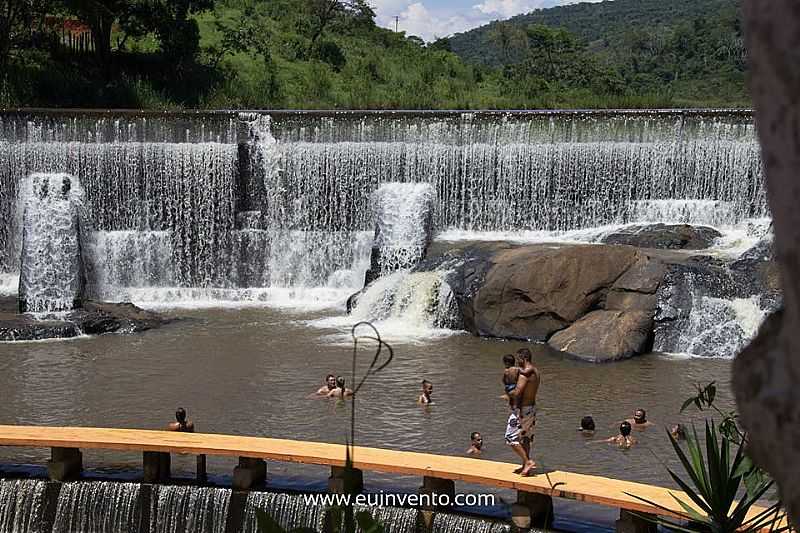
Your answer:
[0,425,785,530]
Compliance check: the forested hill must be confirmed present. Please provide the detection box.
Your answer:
[449,0,741,67]
[2,0,748,109]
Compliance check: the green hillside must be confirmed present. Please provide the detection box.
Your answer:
[1,0,749,109]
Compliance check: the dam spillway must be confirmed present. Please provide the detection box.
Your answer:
[0,110,766,309]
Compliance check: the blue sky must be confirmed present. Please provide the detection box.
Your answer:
[370,0,603,41]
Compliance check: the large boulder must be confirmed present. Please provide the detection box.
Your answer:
[601,223,722,250]
[548,310,654,362]
[465,244,642,340]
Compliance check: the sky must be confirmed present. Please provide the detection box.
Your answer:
[369,0,602,42]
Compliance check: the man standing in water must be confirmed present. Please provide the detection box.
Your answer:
[418,380,433,404]
[506,348,540,476]
[167,408,194,432]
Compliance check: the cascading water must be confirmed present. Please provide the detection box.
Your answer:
[149,486,230,533]
[0,111,766,312]
[240,492,325,533]
[431,512,511,533]
[52,481,141,533]
[367,183,435,281]
[0,479,46,533]
[17,173,87,313]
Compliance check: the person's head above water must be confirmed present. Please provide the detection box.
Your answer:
[619,421,632,437]
[325,374,336,389]
[422,379,433,395]
[175,407,187,424]
[670,424,687,440]
[516,347,532,364]
[470,431,482,448]
[580,416,595,432]
[633,409,647,424]
[336,376,346,389]
[502,354,516,368]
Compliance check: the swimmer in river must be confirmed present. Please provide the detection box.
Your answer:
[501,354,519,404]
[670,423,687,441]
[167,407,195,432]
[418,379,433,404]
[625,409,654,430]
[466,432,483,456]
[593,422,637,449]
[579,416,596,437]
[327,376,353,399]
[316,374,337,395]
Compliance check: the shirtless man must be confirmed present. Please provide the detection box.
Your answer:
[167,408,195,432]
[466,432,483,456]
[316,374,337,395]
[625,409,654,430]
[595,422,637,449]
[418,380,433,404]
[506,348,540,476]
[327,376,353,399]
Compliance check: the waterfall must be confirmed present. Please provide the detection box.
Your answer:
[240,492,325,533]
[354,505,419,533]
[149,486,229,533]
[431,512,511,533]
[657,294,766,358]
[0,111,766,309]
[368,183,435,281]
[345,269,462,337]
[0,479,46,533]
[17,173,87,313]
[53,481,140,533]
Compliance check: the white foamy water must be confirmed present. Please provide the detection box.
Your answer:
[312,269,463,342]
[18,173,87,312]
[0,273,18,295]
[371,182,435,274]
[631,199,738,226]
[673,295,767,359]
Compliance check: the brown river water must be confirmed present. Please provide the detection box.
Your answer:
[0,306,736,527]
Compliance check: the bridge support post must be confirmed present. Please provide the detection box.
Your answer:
[233,457,266,490]
[616,510,657,533]
[328,465,363,494]
[143,451,170,483]
[48,447,82,481]
[511,491,553,530]
[418,476,455,528]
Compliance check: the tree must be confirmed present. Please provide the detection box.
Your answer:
[0,0,47,70]
[59,0,212,70]
[487,21,526,63]
[525,24,578,80]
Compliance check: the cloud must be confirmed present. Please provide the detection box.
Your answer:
[371,0,595,42]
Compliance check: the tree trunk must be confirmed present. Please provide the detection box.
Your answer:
[90,13,113,74]
[733,0,800,527]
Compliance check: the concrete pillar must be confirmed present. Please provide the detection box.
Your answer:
[418,476,455,518]
[511,491,553,530]
[232,457,266,490]
[328,465,363,494]
[196,454,207,483]
[47,447,82,481]
[143,451,170,483]
[615,510,657,533]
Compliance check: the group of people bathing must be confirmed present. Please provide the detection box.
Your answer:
[310,347,687,477]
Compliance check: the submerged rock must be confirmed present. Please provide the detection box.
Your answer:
[601,223,722,250]
[0,297,170,341]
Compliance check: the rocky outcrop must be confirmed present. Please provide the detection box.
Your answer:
[548,310,654,362]
[0,297,171,341]
[466,245,642,340]
[601,223,722,250]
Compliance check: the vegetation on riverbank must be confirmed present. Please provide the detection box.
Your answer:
[2,0,749,109]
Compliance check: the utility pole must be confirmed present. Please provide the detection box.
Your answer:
[395,16,399,32]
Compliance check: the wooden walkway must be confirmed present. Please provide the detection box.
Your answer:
[0,425,786,531]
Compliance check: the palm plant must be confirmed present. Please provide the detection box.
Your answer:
[627,421,790,533]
